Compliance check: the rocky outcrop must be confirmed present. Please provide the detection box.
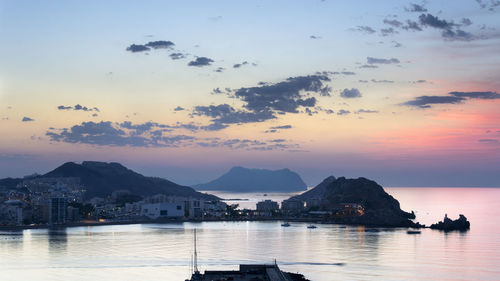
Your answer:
[430,214,470,231]
[291,176,421,227]
[194,166,307,192]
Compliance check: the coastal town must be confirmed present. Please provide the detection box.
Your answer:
[1,161,470,232]
[0,175,365,228]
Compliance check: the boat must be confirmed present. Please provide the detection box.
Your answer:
[281,222,291,227]
[407,230,421,234]
[186,229,310,281]
[307,225,317,229]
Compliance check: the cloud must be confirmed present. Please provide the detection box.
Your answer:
[401,91,500,108]
[417,13,475,41]
[270,125,292,130]
[188,57,214,67]
[450,91,500,99]
[402,96,464,108]
[418,14,454,30]
[233,61,248,68]
[359,64,379,69]
[337,109,350,115]
[126,44,150,53]
[475,0,500,11]
[405,3,428,12]
[46,121,195,147]
[340,71,356,75]
[265,124,292,133]
[340,88,362,98]
[441,29,474,41]
[371,79,394,83]
[380,27,398,36]
[192,74,331,128]
[22,117,34,122]
[402,20,423,31]
[383,19,403,28]
[460,18,473,27]
[392,41,403,48]
[478,138,499,143]
[144,40,174,49]
[367,57,400,64]
[232,75,331,113]
[356,109,379,114]
[214,67,224,73]
[412,79,428,84]
[353,26,376,34]
[46,121,299,151]
[174,106,185,111]
[170,53,186,60]
[310,35,322,39]
[193,104,275,126]
[58,104,100,112]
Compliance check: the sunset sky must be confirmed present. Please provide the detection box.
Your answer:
[1,0,499,187]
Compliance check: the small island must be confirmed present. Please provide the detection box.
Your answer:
[430,214,470,231]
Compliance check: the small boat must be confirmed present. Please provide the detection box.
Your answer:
[263,193,268,196]
[407,230,421,234]
[307,225,317,229]
[281,222,291,227]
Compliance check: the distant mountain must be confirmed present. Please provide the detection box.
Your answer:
[194,166,307,192]
[291,176,418,227]
[34,161,217,200]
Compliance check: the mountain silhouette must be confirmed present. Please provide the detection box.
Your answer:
[194,166,307,192]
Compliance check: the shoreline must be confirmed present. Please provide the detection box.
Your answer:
[0,217,421,232]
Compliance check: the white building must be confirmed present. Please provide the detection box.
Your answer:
[141,202,184,219]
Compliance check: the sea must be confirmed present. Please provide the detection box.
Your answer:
[1,187,499,281]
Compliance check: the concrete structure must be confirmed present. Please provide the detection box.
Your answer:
[281,198,304,215]
[256,200,279,212]
[49,197,67,225]
[305,198,321,209]
[141,202,184,219]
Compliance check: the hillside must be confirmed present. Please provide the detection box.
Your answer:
[194,166,307,192]
[40,161,218,200]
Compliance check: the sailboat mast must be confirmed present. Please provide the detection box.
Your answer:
[194,229,199,274]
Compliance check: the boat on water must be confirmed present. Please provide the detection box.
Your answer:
[186,229,309,281]
[281,222,291,227]
[407,230,421,234]
[307,225,317,229]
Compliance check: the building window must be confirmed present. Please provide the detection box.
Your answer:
[160,210,168,216]
[177,205,182,210]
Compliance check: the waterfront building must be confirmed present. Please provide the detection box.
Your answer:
[140,202,184,219]
[256,200,279,212]
[256,200,279,216]
[49,197,67,225]
[281,198,304,215]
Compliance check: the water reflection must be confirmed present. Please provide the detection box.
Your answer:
[48,227,67,253]
[0,188,499,281]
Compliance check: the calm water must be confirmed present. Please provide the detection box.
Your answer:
[1,188,499,281]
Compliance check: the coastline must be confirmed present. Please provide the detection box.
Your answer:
[0,217,421,232]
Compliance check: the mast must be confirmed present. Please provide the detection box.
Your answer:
[194,228,199,274]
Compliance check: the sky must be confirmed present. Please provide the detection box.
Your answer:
[1,0,500,187]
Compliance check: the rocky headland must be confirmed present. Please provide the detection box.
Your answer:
[291,176,422,227]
